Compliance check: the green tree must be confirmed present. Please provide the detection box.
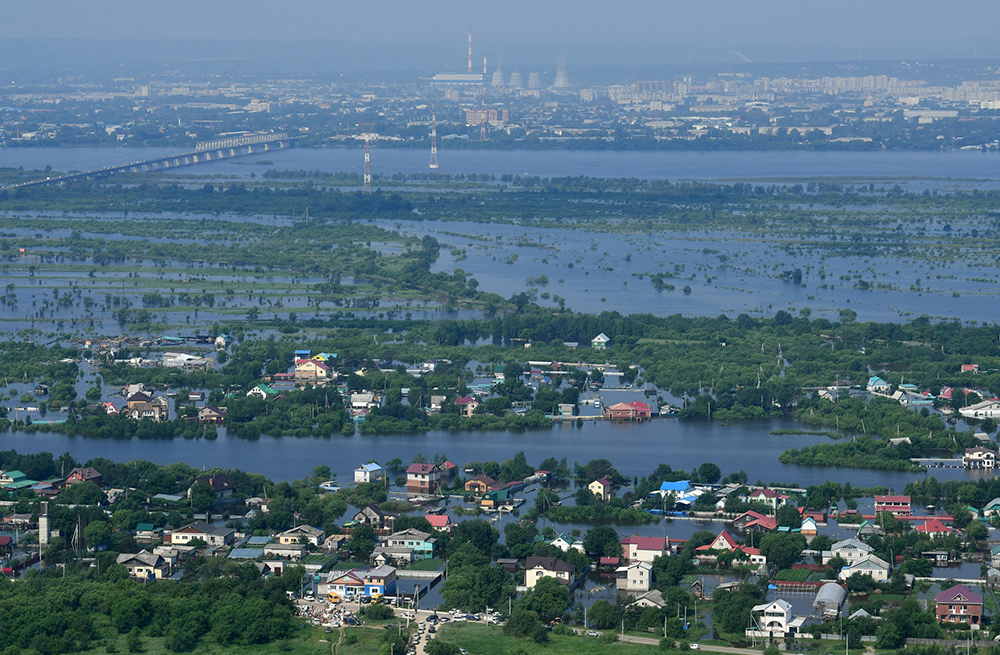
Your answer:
[83,520,111,549]
[583,525,622,558]
[516,576,570,622]
[759,532,806,571]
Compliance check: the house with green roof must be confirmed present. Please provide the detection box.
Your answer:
[0,470,37,490]
[247,382,279,399]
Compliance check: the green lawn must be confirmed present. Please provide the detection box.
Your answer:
[86,624,331,655]
[434,623,662,654]
[407,558,445,571]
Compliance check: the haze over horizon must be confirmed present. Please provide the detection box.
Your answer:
[2,0,1000,76]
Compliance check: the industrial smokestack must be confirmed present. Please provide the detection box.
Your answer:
[468,29,472,74]
[483,55,487,75]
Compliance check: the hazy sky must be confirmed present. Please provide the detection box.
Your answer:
[4,0,1000,65]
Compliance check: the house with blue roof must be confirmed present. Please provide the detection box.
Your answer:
[355,462,385,484]
[867,376,891,394]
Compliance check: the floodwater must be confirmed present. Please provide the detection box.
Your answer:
[0,417,989,488]
[4,147,1000,190]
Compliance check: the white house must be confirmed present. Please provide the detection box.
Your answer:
[824,538,874,565]
[616,561,653,592]
[524,557,575,589]
[867,376,891,394]
[839,554,891,582]
[964,447,996,470]
[550,533,585,553]
[591,333,611,350]
[355,462,385,484]
[746,599,807,638]
[961,400,1000,420]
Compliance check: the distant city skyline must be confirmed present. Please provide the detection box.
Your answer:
[2,0,1000,69]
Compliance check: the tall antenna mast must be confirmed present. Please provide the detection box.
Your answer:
[468,29,472,74]
[429,114,439,169]
[360,123,375,194]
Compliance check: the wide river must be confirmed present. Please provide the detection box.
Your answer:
[0,417,986,489]
[0,146,995,491]
[2,146,1000,188]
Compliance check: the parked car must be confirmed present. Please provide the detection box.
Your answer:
[586,630,599,637]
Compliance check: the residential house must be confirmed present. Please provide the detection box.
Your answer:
[424,514,453,533]
[696,530,739,554]
[406,463,441,495]
[295,359,332,385]
[824,538,874,565]
[197,406,226,425]
[188,473,235,501]
[985,498,1000,519]
[384,528,436,560]
[588,478,613,502]
[866,376,891,394]
[737,546,767,566]
[135,523,163,543]
[350,393,378,410]
[839,554,891,582]
[963,447,996,469]
[429,395,447,413]
[935,584,983,624]
[550,533,585,553]
[263,543,307,560]
[480,489,510,509]
[116,551,169,580]
[354,463,385,484]
[616,561,653,592]
[168,521,235,547]
[279,525,326,546]
[323,570,366,598]
[128,401,167,422]
[604,401,651,422]
[991,545,1000,569]
[962,364,981,374]
[631,589,666,609]
[364,565,398,596]
[960,400,1000,420]
[464,475,497,495]
[915,519,953,538]
[352,505,395,532]
[524,557,575,589]
[454,395,479,418]
[0,471,36,490]
[746,599,806,638]
[733,511,777,533]
[621,536,667,563]
[126,391,152,409]
[66,467,102,486]
[371,546,414,567]
[747,488,785,511]
[591,333,611,350]
[856,520,884,539]
[247,383,278,399]
[800,517,819,536]
[34,383,49,395]
[874,495,911,515]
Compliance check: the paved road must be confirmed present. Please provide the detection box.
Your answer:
[573,629,798,654]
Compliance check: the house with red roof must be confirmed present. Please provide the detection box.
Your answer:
[961,364,980,374]
[696,530,738,553]
[935,584,983,624]
[747,488,786,511]
[604,401,651,422]
[588,478,613,502]
[732,511,777,533]
[424,514,453,533]
[406,463,441,495]
[454,395,479,418]
[621,536,667,563]
[915,519,953,537]
[874,495,911,515]
[736,546,766,565]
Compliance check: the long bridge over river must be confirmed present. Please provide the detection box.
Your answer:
[0,132,295,191]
